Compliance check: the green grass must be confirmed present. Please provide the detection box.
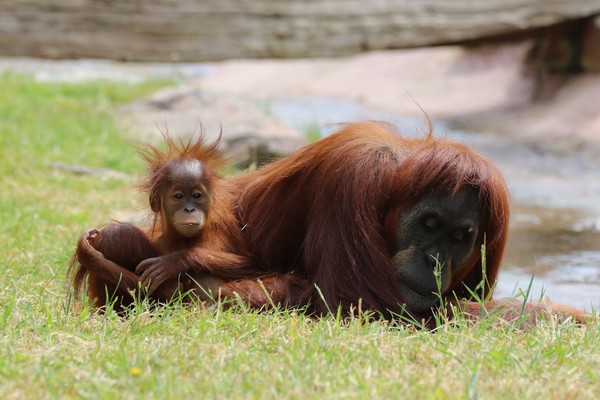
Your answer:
[0,73,599,399]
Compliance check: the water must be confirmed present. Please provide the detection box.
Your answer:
[259,96,600,311]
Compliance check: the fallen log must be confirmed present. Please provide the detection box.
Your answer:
[1,1,599,61]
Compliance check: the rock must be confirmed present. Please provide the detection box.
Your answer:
[120,86,307,163]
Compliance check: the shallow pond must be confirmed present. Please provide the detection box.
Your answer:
[258,97,600,311]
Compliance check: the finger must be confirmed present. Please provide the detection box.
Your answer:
[82,228,99,241]
[148,272,169,295]
[87,228,100,237]
[76,238,103,261]
[135,258,156,274]
[135,258,154,275]
[140,265,158,286]
[148,278,160,295]
[135,261,147,275]
[86,228,100,245]
[78,235,95,250]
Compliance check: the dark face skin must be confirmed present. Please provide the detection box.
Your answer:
[393,187,481,313]
[160,159,211,238]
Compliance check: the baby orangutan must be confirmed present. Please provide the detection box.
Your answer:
[70,134,228,312]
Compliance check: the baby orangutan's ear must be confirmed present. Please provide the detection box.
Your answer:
[149,193,161,213]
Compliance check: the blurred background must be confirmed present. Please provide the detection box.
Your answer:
[1,0,599,309]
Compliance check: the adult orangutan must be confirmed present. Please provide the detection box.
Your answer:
[70,134,253,312]
[130,121,587,324]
